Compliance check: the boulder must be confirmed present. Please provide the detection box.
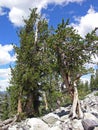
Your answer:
[72,119,84,130]
[82,119,98,130]
[83,91,98,112]
[5,91,98,130]
[42,113,60,126]
[27,118,49,130]
[60,114,69,122]
[84,113,98,122]
[8,125,21,130]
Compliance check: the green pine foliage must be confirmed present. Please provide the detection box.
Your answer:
[8,9,47,117]
[8,8,61,117]
[47,19,98,101]
[1,94,9,120]
[77,80,90,100]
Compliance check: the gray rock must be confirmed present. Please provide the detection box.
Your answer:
[8,118,49,130]
[82,119,98,130]
[8,125,23,130]
[49,125,62,130]
[42,113,60,126]
[61,121,72,130]
[27,118,49,130]
[6,91,98,130]
[94,127,98,130]
[60,114,69,122]
[72,119,84,130]
[84,113,98,122]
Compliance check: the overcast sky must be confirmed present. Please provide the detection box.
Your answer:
[0,0,98,91]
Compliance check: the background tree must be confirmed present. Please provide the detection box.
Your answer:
[90,68,98,91]
[1,94,9,120]
[77,80,90,99]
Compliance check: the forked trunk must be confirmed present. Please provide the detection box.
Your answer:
[61,70,83,119]
[69,87,83,119]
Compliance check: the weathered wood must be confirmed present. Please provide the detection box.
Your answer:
[69,87,83,119]
[0,115,18,129]
[1,124,9,130]
[82,119,98,130]
[3,118,13,125]
[0,118,13,127]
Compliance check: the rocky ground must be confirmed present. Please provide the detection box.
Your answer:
[1,91,98,130]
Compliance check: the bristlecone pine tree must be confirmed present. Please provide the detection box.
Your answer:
[48,19,98,118]
[8,8,50,117]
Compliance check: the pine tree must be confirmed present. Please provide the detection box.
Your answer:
[95,69,98,89]
[77,80,90,99]
[48,19,98,118]
[8,9,50,117]
[90,68,98,91]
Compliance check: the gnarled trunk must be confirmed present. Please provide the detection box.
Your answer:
[69,86,83,119]
[61,69,83,119]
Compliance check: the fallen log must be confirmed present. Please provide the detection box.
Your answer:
[0,114,18,130]
[0,118,13,127]
[1,124,10,130]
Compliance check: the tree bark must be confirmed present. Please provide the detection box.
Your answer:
[60,69,83,119]
[33,92,40,115]
[58,48,84,119]
[0,115,18,129]
[17,96,22,114]
[61,69,74,100]
[43,91,48,110]
[69,87,83,119]
[24,92,34,117]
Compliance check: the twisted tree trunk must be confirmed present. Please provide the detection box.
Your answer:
[61,70,83,119]
[69,86,83,119]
